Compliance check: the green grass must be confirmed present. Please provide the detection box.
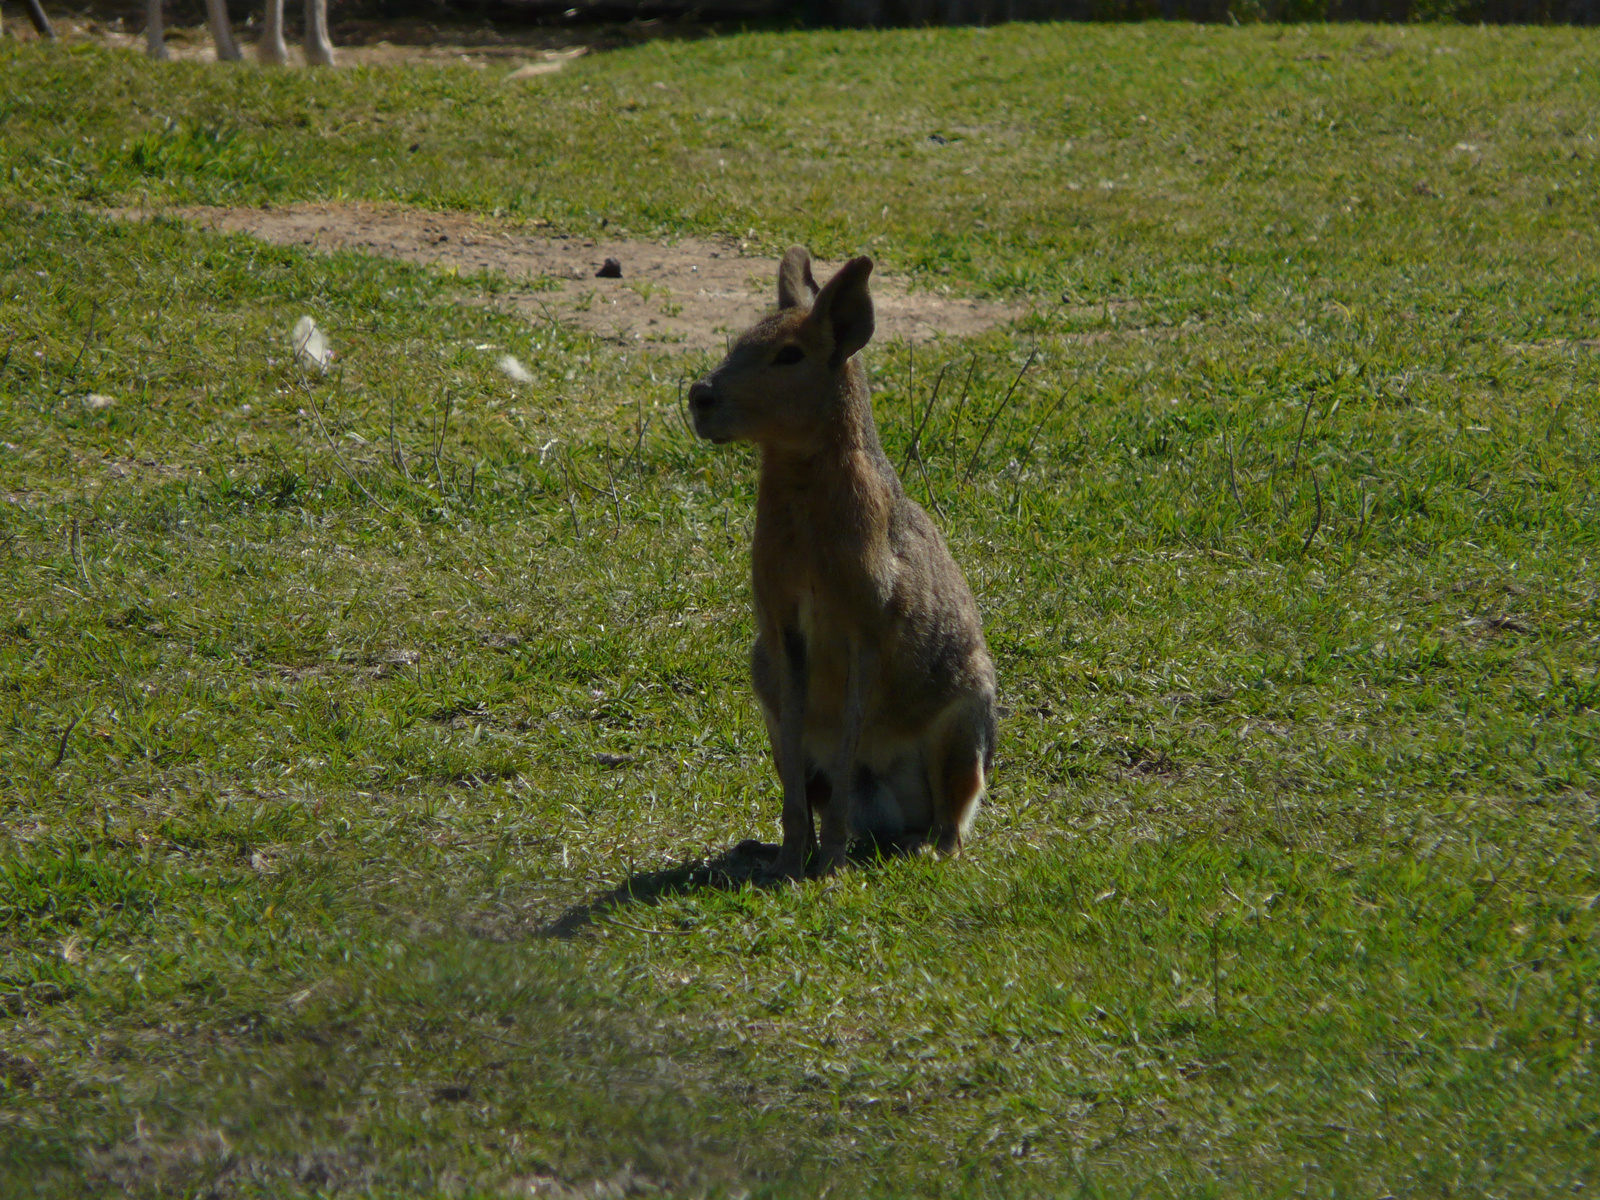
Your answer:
[2,20,1599,1199]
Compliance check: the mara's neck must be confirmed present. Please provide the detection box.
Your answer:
[757,359,887,484]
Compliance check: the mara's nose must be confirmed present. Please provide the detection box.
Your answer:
[688,380,716,416]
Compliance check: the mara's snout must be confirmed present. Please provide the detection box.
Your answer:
[687,379,732,444]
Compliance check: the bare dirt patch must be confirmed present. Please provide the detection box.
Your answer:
[108,203,1025,351]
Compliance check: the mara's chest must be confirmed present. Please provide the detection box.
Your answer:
[750,452,899,665]
[752,491,865,619]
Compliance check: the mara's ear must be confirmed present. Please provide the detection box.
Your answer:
[808,256,875,365]
[776,245,819,311]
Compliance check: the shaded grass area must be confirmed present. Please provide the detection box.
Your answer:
[2,21,1600,1199]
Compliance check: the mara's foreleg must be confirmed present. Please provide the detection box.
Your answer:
[22,0,57,40]
[146,0,241,60]
[145,0,168,59]
[203,0,242,61]
[927,697,992,856]
[816,639,875,874]
[304,0,335,66]
[258,0,334,66]
[258,0,289,63]
[772,628,813,881]
[753,635,816,878]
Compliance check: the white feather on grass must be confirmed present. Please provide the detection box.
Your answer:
[497,354,533,384]
[291,316,332,374]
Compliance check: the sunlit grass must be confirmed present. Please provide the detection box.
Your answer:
[2,21,1598,1199]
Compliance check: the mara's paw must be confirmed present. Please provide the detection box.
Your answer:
[764,846,808,883]
[812,842,850,877]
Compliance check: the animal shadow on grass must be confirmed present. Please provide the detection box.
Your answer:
[539,838,913,938]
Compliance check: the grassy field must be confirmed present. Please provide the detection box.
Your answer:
[3,20,1599,1198]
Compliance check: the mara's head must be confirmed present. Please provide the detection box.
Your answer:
[688,247,875,451]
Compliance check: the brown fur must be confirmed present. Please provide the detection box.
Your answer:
[688,247,998,879]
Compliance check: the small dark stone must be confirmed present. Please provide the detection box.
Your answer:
[432,1083,473,1102]
[596,258,623,279]
[299,1162,331,1185]
[409,143,420,153]
[0,1051,40,1088]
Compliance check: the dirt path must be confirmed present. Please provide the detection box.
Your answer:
[108,203,1024,352]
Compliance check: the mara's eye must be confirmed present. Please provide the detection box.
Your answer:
[772,345,805,367]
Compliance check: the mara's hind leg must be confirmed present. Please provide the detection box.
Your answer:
[931,751,985,856]
[927,698,994,857]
